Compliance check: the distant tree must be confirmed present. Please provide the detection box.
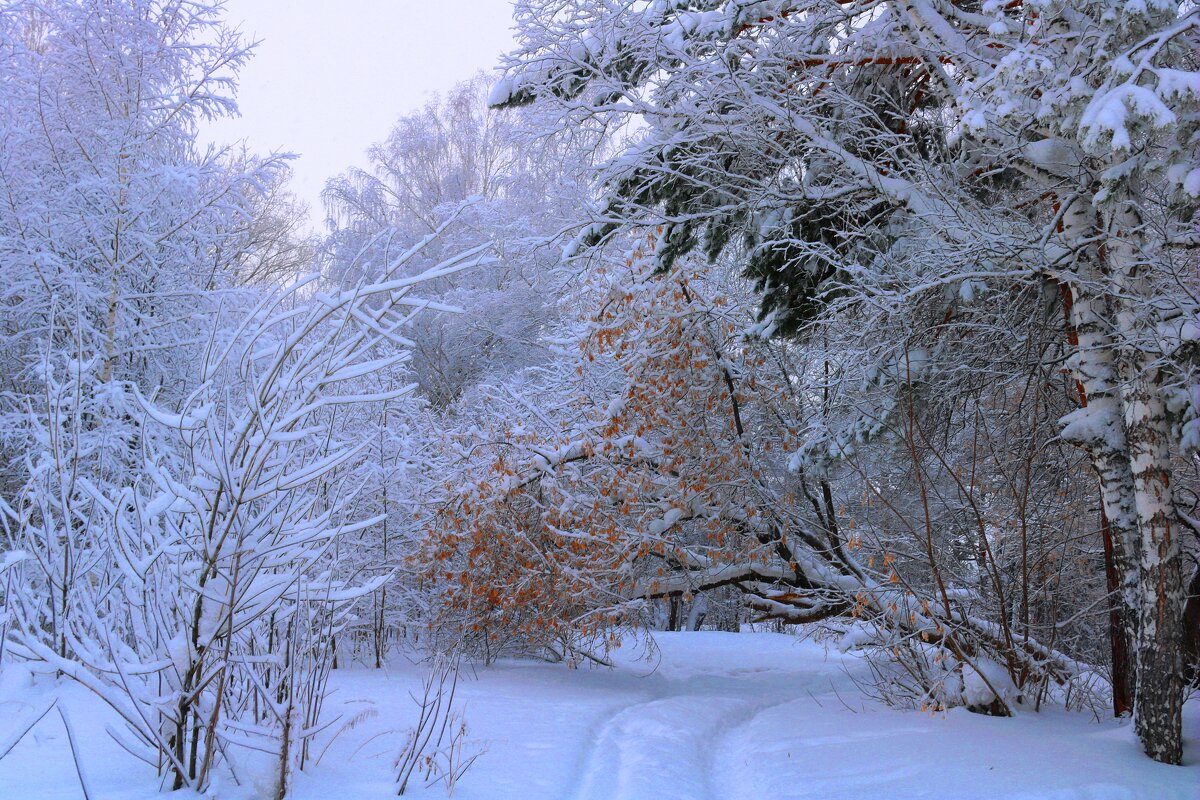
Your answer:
[322,73,605,409]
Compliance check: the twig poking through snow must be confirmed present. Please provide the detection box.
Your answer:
[57,704,93,800]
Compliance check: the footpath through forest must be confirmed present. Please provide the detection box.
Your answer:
[1,632,1196,799]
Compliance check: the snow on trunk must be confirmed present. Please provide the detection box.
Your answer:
[1108,199,1186,765]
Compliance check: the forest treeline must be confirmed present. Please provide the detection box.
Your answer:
[0,1,1197,796]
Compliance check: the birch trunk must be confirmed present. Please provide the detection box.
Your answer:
[1058,196,1141,714]
[1108,200,1184,765]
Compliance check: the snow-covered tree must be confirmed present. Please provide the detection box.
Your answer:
[0,0,286,498]
[492,0,1199,762]
[322,73,605,409]
[0,0,290,691]
[0,2,497,793]
[424,238,1091,717]
[4,210,492,793]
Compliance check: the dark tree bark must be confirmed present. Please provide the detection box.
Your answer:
[1184,564,1200,689]
[667,593,682,632]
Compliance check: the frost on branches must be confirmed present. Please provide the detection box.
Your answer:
[4,211,492,793]
[493,0,1199,763]
[424,239,1085,717]
[0,2,497,793]
[0,0,1196,793]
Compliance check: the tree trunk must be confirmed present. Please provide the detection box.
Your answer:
[1125,360,1185,765]
[1058,198,1141,716]
[1058,280,1135,716]
[667,593,682,632]
[275,703,294,800]
[1108,200,1185,765]
[1099,507,1134,716]
[687,593,708,631]
[1183,564,1200,688]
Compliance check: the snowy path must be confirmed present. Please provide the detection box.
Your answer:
[1,632,1197,799]
[572,694,754,800]
[568,645,842,800]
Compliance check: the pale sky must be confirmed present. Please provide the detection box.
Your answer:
[203,1,517,229]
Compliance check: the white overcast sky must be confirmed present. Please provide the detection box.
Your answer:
[203,1,517,229]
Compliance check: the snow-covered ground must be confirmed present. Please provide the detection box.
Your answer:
[1,632,1196,799]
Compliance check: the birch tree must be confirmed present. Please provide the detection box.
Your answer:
[491,0,1199,762]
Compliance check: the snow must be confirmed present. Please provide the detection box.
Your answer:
[1079,85,1176,152]
[487,76,515,108]
[1183,167,1200,198]
[2,632,1196,799]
